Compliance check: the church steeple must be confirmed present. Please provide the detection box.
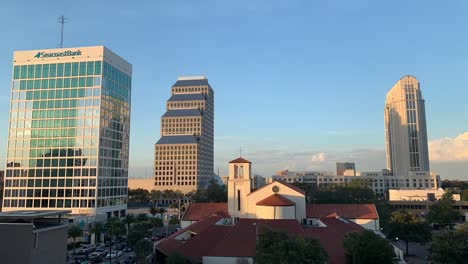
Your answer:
[227,157,252,219]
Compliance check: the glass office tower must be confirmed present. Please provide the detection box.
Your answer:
[2,46,132,217]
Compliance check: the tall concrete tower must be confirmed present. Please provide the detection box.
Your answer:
[385,75,430,176]
[154,76,214,193]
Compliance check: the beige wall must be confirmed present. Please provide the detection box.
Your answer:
[128,178,154,191]
[389,188,460,201]
[246,182,306,220]
[351,219,380,231]
[256,205,296,220]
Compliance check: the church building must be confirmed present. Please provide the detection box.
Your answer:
[156,157,388,264]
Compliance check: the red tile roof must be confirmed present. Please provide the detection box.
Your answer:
[182,203,228,221]
[306,204,378,219]
[157,216,363,263]
[256,194,295,206]
[304,217,364,264]
[248,179,306,196]
[229,157,251,163]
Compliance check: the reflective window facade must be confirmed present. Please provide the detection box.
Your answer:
[2,46,132,216]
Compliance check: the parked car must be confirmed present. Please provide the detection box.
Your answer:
[106,251,122,259]
[89,252,103,263]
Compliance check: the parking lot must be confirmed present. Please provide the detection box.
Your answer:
[66,242,138,264]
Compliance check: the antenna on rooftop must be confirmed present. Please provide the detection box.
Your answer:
[58,15,68,48]
[239,146,243,157]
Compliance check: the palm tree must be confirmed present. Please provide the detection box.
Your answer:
[124,214,135,235]
[157,207,167,220]
[151,190,162,206]
[68,224,83,254]
[90,222,105,244]
[105,217,125,264]
[149,206,158,218]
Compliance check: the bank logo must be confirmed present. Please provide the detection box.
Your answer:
[34,50,82,58]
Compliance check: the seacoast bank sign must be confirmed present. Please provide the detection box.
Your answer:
[34,50,82,59]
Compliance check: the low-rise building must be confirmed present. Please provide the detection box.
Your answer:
[158,157,392,264]
[272,168,441,197]
[389,188,461,201]
[0,210,70,264]
[128,178,154,192]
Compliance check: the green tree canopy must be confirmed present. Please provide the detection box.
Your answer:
[166,252,187,264]
[128,222,150,248]
[343,230,395,264]
[255,229,328,264]
[149,206,158,218]
[386,211,431,255]
[302,182,376,204]
[169,216,180,226]
[90,221,105,244]
[128,188,151,204]
[190,180,227,203]
[430,224,468,264]
[135,239,153,263]
[427,193,460,228]
[68,224,83,254]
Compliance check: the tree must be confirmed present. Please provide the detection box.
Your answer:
[149,206,158,218]
[169,216,180,226]
[135,239,153,263]
[255,229,328,264]
[427,193,460,228]
[304,183,376,204]
[128,222,150,247]
[151,190,162,205]
[68,224,83,254]
[124,214,135,235]
[190,180,227,203]
[343,230,395,264]
[150,217,163,235]
[90,222,105,244]
[137,213,149,222]
[128,188,151,204]
[386,211,431,255]
[430,224,468,264]
[462,189,468,201]
[157,207,167,219]
[105,217,125,262]
[166,252,186,264]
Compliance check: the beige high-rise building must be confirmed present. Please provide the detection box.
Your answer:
[385,75,430,176]
[154,76,214,193]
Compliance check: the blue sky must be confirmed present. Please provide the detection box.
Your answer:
[0,0,467,179]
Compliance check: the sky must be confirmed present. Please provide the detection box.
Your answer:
[0,0,467,180]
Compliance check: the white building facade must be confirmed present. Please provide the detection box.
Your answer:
[385,75,430,176]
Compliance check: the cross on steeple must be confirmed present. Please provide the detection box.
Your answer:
[239,146,243,157]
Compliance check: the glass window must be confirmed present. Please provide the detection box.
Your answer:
[20,65,27,79]
[72,62,79,76]
[57,63,64,77]
[49,64,56,77]
[64,78,71,88]
[79,62,86,76]
[27,65,35,79]
[35,64,42,78]
[64,63,71,77]
[14,66,20,79]
[94,61,102,75]
[87,61,94,75]
[71,78,78,88]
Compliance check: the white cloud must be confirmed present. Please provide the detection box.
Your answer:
[429,132,468,162]
[310,152,326,163]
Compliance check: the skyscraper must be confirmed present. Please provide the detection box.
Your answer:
[385,75,430,176]
[2,46,132,217]
[154,76,214,193]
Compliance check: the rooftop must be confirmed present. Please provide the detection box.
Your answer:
[256,194,295,206]
[229,157,251,164]
[182,203,228,221]
[306,204,378,219]
[0,210,71,219]
[156,135,198,145]
[167,93,206,102]
[162,109,203,118]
